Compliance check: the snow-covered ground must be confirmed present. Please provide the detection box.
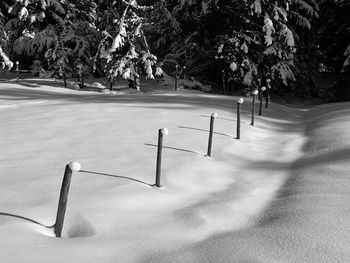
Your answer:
[0,82,349,262]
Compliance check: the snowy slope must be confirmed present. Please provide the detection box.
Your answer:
[1,82,348,262]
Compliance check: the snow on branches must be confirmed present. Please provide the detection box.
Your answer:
[94,0,160,85]
[263,15,275,46]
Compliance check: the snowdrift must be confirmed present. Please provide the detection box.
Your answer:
[1,83,349,262]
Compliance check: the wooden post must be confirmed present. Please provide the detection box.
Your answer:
[182,66,187,79]
[63,69,67,88]
[222,70,226,95]
[258,78,262,101]
[54,161,81,237]
[207,112,218,157]
[81,73,84,89]
[266,78,271,108]
[155,128,168,187]
[109,77,114,91]
[237,98,244,139]
[16,61,19,81]
[259,86,266,116]
[251,90,258,126]
[175,65,178,91]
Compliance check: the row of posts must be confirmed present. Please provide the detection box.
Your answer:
[53,84,271,237]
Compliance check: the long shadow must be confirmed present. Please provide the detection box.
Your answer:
[144,143,202,155]
[79,170,153,187]
[0,212,50,228]
[178,126,235,139]
[200,115,237,122]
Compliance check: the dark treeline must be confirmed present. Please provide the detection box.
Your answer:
[0,0,349,101]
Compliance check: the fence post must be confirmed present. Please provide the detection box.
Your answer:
[258,78,262,101]
[222,70,226,95]
[207,112,218,157]
[182,66,187,79]
[251,90,258,126]
[174,65,178,91]
[54,161,81,237]
[266,78,271,108]
[16,61,19,81]
[237,98,244,139]
[259,86,266,116]
[155,128,168,187]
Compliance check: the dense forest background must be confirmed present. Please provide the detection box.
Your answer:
[0,0,349,101]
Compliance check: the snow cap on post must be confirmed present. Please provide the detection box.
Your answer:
[252,90,258,95]
[68,161,81,172]
[211,112,218,118]
[261,86,266,91]
[237,98,244,104]
[160,128,168,136]
[266,78,271,83]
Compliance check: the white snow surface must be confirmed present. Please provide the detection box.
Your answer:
[1,83,350,262]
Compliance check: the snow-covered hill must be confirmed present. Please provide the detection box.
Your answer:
[0,82,349,262]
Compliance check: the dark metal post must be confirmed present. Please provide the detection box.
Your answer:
[237,98,244,139]
[54,161,81,237]
[251,90,258,126]
[175,65,178,91]
[16,61,19,81]
[259,86,266,116]
[155,128,168,187]
[222,70,226,95]
[207,112,218,157]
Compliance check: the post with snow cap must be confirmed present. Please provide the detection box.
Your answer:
[265,79,271,108]
[237,98,244,139]
[222,70,226,95]
[259,86,266,116]
[54,161,81,237]
[155,128,168,187]
[15,61,19,81]
[251,90,258,126]
[175,65,179,91]
[207,112,218,157]
[258,78,262,101]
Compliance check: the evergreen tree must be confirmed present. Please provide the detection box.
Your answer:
[94,0,161,90]
[316,0,350,100]
[0,0,13,70]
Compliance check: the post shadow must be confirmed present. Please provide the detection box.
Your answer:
[0,212,50,228]
[79,170,153,187]
[178,126,234,139]
[145,143,201,155]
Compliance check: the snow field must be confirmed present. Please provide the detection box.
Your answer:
[0,83,323,263]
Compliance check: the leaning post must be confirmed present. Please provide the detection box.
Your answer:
[155,128,168,187]
[54,161,81,237]
[207,112,218,157]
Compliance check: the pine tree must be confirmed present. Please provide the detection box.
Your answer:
[94,0,161,90]
[0,0,13,70]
